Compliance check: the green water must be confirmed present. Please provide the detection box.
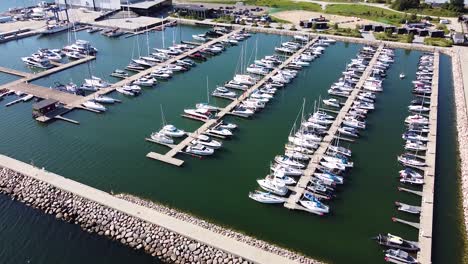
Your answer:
[0,27,464,264]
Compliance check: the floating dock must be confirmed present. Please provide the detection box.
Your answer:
[0,56,96,104]
[0,66,34,78]
[284,44,384,212]
[417,51,439,264]
[146,38,319,166]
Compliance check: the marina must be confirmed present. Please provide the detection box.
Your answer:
[0,6,465,264]
[146,38,318,167]
[282,44,386,213]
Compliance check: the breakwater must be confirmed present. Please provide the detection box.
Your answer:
[0,156,323,264]
[452,48,468,235]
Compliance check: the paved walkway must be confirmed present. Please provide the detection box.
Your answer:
[0,154,304,264]
[455,46,468,116]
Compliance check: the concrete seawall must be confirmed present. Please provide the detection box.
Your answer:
[0,155,323,264]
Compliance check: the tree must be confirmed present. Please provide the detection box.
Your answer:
[333,23,339,30]
[449,0,464,12]
[391,0,420,11]
[406,32,414,43]
[385,28,393,37]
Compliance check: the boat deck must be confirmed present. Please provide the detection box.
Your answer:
[146,38,319,166]
[284,44,385,212]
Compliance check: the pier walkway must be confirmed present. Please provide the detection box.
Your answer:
[0,154,304,264]
[0,66,34,78]
[417,52,439,264]
[0,56,96,104]
[146,38,319,166]
[284,44,384,211]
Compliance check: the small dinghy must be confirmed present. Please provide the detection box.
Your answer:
[395,201,421,215]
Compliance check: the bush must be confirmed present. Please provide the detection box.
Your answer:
[406,32,414,43]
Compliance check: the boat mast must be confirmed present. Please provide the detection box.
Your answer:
[136,34,141,57]
[146,27,150,56]
[160,104,166,127]
[172,30,175,46]
[161,17,165,49]
[206,76,209,104]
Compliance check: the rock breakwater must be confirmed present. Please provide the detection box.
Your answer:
[0,167,322,264]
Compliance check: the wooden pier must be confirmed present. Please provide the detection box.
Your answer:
[284,44,384,212]
[146,38,319,166]
[0,56,96,106]
[417,51,439,264]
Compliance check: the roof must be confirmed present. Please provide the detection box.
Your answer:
[121,0,169,9]
[33,99,58,110]
[174,4,210,12]
[453,32,465,40]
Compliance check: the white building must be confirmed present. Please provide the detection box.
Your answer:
[55,0,172,11]
[55,0,121,10]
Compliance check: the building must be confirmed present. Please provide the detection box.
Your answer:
[55,0,171,11]
[120,0,172,16]
[32,99,59,118]
[452,32,466,45]
[173,4,217,19]
[55,0,121,10]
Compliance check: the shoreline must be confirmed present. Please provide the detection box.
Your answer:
[0,166,323,264]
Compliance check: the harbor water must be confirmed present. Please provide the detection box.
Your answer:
[0,26,465,263]
[0,0,54,13]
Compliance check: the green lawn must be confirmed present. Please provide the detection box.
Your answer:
[245,0,322,13]
[270,16,292,24]
[424,37,453,47]
[319,28,363,38]
[374,32,410,43]
[401,8,459,17]
[325,4,405,25]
